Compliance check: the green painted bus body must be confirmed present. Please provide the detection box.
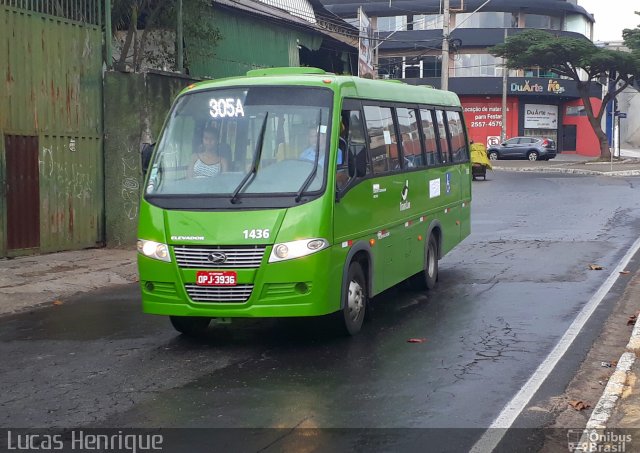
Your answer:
[138,69,471,319]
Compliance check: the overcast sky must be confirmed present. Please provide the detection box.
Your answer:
[578,0,639,42]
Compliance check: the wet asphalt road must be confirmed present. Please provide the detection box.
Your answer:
[2,172,640,451]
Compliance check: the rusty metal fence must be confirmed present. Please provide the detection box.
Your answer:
[0,0,103,256]
[0,0,100,24]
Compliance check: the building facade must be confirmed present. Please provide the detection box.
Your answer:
[321,0,604,156]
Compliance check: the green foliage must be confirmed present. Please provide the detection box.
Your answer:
[111,0,221,72]
[623,12,640,69]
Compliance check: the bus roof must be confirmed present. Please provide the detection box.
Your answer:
[182,67,462,108]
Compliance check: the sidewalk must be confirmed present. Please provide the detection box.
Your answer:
[491,153,640,176]
[0,248,137,315]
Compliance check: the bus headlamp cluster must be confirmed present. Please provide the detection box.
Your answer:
[137,239,171,263]
[268,238,329,263]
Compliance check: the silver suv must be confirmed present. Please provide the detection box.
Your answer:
[487,137,557,161]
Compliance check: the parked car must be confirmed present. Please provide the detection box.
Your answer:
[487,137,557,161]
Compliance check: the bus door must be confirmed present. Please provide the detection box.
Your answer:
[333,102,376,279]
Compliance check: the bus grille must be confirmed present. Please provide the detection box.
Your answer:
[185,284,254,303]
[174,245,266,269]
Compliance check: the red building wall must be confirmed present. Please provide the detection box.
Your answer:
[461,96,519,148]
[562,98,602,157]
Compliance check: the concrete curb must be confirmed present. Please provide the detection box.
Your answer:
[576,316,640,451]
[491,167,640,177]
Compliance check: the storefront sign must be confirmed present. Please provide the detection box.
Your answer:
[462,99,516,146]
[486,136,501,148]
[511,79,566,95]
[524,104,558,129]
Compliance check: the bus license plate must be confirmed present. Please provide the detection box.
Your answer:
[196,271,237,286]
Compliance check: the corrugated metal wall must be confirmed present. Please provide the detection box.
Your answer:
[188,7,321,79]
[0,2,103,256]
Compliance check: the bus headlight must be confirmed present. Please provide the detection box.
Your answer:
[137,239,172,263]
[268,238,329,263]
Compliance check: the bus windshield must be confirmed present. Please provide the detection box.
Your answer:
[145,86,332,201]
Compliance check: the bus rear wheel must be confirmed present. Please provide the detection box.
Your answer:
[409,235,439,290]
[338,262,367,336]
[170,316,211,336]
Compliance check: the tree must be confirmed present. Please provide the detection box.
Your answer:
[111,0,221,73]
[490,29,640,159]
[623,12,640,66]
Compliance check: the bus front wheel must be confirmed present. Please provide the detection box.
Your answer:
[170,316,211,336]
[338,262,367,336]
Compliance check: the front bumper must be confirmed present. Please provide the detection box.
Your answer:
[138,246,343,318]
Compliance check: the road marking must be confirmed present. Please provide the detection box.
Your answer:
[470,236,640,453]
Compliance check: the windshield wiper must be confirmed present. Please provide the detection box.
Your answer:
[295,110,322,203]
[230,113,269,204]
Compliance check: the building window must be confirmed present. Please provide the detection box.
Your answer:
[413,14,444,30]
[523,14,561,30]
[452,54,507,77]
[564,14,592,38]
[377,16,408,32]
[378,56,441,79]
[454,12,516,28]
[523,67,559,78]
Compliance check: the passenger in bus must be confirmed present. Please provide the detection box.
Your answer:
[188,127,229,178]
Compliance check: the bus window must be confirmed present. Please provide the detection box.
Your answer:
[337,109,369,190]
[419,109,441,166]
[435,110,451,163]
[446,111,469,163]
[396,108,423,168]
[363,105,399,173]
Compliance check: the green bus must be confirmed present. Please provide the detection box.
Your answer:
[137,67,471,336]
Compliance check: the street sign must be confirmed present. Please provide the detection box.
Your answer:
[616,112,627,118]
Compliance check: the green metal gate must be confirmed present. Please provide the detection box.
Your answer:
[0,0,103,256]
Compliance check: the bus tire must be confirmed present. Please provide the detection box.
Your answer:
[409,235,439,290]
[170,316,211,336]
[338,262,367,336]
[425,235,439,289]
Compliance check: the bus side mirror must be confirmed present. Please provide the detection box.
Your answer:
[141,143,155,176]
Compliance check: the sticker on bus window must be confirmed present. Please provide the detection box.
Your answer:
[320,125,327,134]
[383,130,392,145]
[209,98,245,118]
[429,178,441,198]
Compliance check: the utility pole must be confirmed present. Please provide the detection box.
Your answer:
[501,28,508,142]
[105,0,112,69]
[176,0,184,73]
[441,0,450,90]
